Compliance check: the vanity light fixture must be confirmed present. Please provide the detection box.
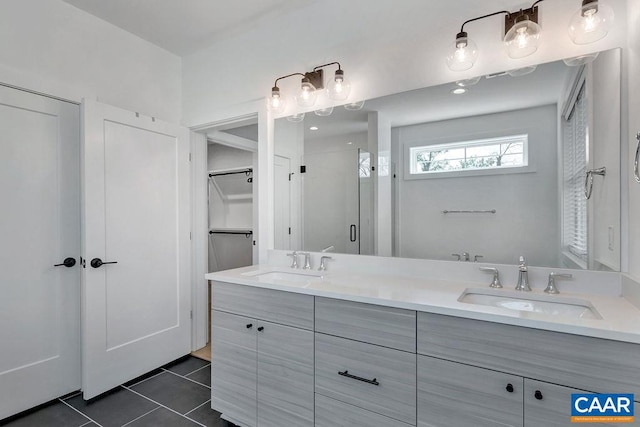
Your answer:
[446,0,614,72]
[286,112,305,123]
[268,62,351,113]
[314,106,334,116]
[344,100,365,111]
[456,76,481,87]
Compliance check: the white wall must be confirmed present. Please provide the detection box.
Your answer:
[181,0,628,127]
[394,105,559,267]
[0,0,181,122]
[626,0,640,279]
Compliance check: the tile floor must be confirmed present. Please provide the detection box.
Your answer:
[1,356,234,427]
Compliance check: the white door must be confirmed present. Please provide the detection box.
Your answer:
[0,86,81,419]
[274,155,291,250]
[82,100,191,399]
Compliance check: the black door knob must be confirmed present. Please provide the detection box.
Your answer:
[506,383,514,393]
[90,258,118,268]
[54,257,76,268]
[534,390,543,400]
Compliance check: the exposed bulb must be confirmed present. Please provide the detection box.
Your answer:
[568,0,614,45]
[446,32,478,72]
[267,86,285,114]
[295,78,317,107]
[327,69,351,101]
[504,17,541,59]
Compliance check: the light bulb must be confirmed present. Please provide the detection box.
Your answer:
[446,32,478,72]
[267,86,285,114]
[327,69,351,101]
[295,78,317,108]
[504,17,541,59]
[568,0,614,45]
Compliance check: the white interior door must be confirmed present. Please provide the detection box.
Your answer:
[82,99,191,399]
[274,155,291,250]
[0,86,81,419]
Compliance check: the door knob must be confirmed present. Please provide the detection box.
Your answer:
[90,258,118,268]
[54,257,76,268]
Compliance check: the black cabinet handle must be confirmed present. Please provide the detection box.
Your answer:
[54,257,76,268]
[246,323,253,329]
[257,326,264,332]
[534,390,543,400]
[506,383,514,393]
[338,370,379,386]
[90,258,118,268]
[349,224,357,242]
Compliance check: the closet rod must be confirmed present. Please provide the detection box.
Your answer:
[209,168,252,178]
[209,230,253,238]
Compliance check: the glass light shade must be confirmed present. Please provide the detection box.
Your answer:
[563,52,600,66]
[295,79,317,107]
[455,76,481,87]
[267,87,286,114]
[506,65,537,77]
[504,19,541,59]
[286,112,305,122]
[314,106,333,116]
[344,100,365,111]
[568,1,614,45]
[327,72,351,101]
[446,35,478,72]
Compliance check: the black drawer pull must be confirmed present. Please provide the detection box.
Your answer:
[534,390,543,400]
[506,383,514,393]
[257,326,264,332]
[338,370,379,386]
[246,323,253,329]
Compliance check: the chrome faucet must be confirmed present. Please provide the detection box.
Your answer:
[318,256,332,271]
[515,256,531,291]
[300,252,312,270]
[462,252,470,262]
[545,272,573,294]
[479,267,502,288]
[286,251,299,269]
[321,245,335,253]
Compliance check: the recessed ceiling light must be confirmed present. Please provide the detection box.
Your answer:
[309,126,319,131]
[450,88,467,95]
[347,141,353,145]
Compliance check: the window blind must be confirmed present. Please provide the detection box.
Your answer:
[562,82,588,262]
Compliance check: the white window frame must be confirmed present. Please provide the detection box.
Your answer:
[404,133,534,180]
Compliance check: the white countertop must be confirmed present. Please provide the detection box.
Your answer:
[206,264,640,344]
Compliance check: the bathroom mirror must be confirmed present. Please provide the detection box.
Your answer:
[274,48,621,271]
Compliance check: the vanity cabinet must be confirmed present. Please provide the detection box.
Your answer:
[211,282,314,427]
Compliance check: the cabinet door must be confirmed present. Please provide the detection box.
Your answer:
[257,321,314,427]
[211,310,257,427]
[418,356,523,427]
[524,379,626,427]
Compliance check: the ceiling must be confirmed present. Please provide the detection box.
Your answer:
[62,0,315,56]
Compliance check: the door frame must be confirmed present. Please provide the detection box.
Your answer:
[189,111,267,351]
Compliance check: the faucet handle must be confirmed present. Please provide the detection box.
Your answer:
[545,272,573,294]
[299,252,312,270]
[452,253,462,261]
[286,251,299,269]
[518,256,528,270]
[480,267,502,288]
[318,256,333,271]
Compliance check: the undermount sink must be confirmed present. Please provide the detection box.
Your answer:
[242,269,324,287]
[458,288,602,320]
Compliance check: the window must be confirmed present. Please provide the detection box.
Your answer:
[562,81,588,263]
[409,134,528,175]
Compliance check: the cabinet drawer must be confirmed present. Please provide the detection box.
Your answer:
[315,394,413,427]
[315,333,416,425]
[315,297,416,352]
[212,281,314,330]
[418,355,523,427]
[417,312,640,398]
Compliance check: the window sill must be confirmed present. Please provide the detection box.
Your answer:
[404,164,536,181]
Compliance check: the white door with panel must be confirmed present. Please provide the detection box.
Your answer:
[82,99,191,399]
[0,86,81,419]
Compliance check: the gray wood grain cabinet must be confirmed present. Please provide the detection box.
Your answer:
[211,281,314,427]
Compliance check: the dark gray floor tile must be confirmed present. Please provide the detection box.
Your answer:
[186,365,211,387]
[131,372,210,414]
[1,401,89,427]
[164,356,210,376]
[185,401,224,427]
[122,368,164,387]
[66,387,158,427]
[125,407,199,427]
